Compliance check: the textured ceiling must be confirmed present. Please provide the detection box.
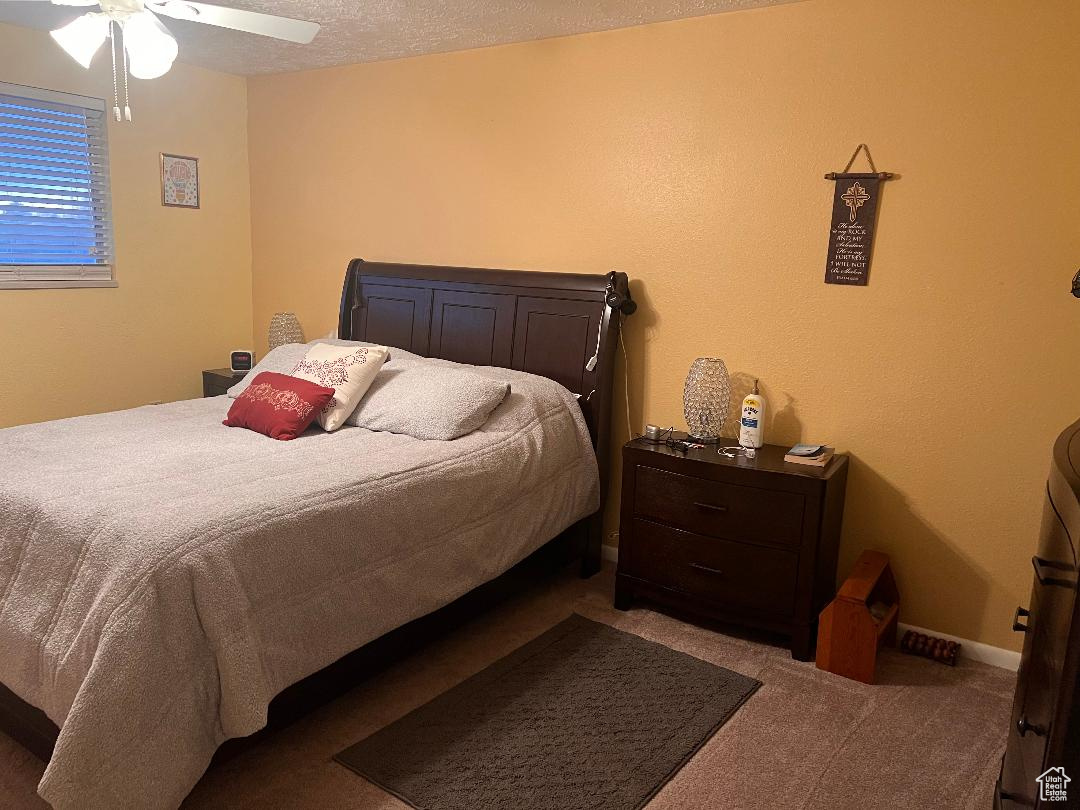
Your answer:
[0,0,798,76]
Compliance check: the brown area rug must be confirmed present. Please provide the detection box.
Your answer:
[335,613,760,810]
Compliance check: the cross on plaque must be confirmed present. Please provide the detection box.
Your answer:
[841,182,870,223]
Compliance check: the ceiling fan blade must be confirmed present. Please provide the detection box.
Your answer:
[150,1,319,44]
[3,0,100,5]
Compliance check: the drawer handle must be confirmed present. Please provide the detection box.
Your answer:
[1031,555,1078,589]
[689,562,724,576]
[693,502,729,514]
[1017,715,1047,737]
[1012,606,1030,633]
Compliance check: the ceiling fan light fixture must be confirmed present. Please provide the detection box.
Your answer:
[127,49,177,81]
[123,11,179,80]
[41,0,317,123]
[50,12,110,69]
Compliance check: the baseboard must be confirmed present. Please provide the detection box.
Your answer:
[896,622,1020,671]
[598,543,1021,672]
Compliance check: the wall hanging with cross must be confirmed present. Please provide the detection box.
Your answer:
[823,144,895,286]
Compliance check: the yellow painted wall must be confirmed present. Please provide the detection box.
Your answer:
[0,23,252,428]
[247,0,1080,650]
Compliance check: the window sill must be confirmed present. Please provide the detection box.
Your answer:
[0,280,119,290]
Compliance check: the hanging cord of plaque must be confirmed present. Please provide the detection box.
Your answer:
[823,144,895,287]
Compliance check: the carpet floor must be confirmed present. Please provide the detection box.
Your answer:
[0,564,1014,810]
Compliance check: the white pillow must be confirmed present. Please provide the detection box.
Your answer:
[226,339,375,398]
[291,343,389,431]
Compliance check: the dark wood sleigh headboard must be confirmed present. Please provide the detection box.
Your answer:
[338,259,634,575]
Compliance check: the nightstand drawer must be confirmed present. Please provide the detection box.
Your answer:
[625,519,798,616]
[634,465,804,548]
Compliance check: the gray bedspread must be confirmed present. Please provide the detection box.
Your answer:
[0,365,598,809]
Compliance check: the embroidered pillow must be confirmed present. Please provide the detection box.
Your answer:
[223,371,335,441]
[291,343,390,431]
[226,339,396,398]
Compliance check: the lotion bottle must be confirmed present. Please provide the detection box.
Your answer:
[738,380,766,449]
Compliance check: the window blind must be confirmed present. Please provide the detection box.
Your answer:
[0,82,114,288]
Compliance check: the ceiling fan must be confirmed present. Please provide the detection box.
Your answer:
[11,0,320,120]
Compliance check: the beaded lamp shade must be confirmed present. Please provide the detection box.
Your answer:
[268,312,304,350]
[683,357,731,444]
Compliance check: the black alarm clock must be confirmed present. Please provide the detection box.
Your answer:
[230,350,255,373]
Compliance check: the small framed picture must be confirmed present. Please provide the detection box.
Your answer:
[160,153,199,208]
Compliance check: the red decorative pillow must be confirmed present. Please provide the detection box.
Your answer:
[223,371,336,440]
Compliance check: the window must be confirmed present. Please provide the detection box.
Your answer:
[0,82,115,289]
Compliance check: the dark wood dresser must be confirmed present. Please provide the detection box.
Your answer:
[997,418,1080,808]
[615,436,848,660]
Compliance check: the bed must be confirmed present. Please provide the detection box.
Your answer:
[0,260,634,810]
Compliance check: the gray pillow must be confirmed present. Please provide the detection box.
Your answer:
[348,365,510,440]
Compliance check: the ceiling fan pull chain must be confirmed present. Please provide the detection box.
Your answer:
[121,28,132,122]
[109,21,122,123]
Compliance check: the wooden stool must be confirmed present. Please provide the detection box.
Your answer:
[815,550,899,683]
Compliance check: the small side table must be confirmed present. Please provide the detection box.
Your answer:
[202,368,247,398]
[615,435,849,660]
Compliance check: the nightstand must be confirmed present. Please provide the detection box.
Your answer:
[615,435,849,660]
[202,368,247,398]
